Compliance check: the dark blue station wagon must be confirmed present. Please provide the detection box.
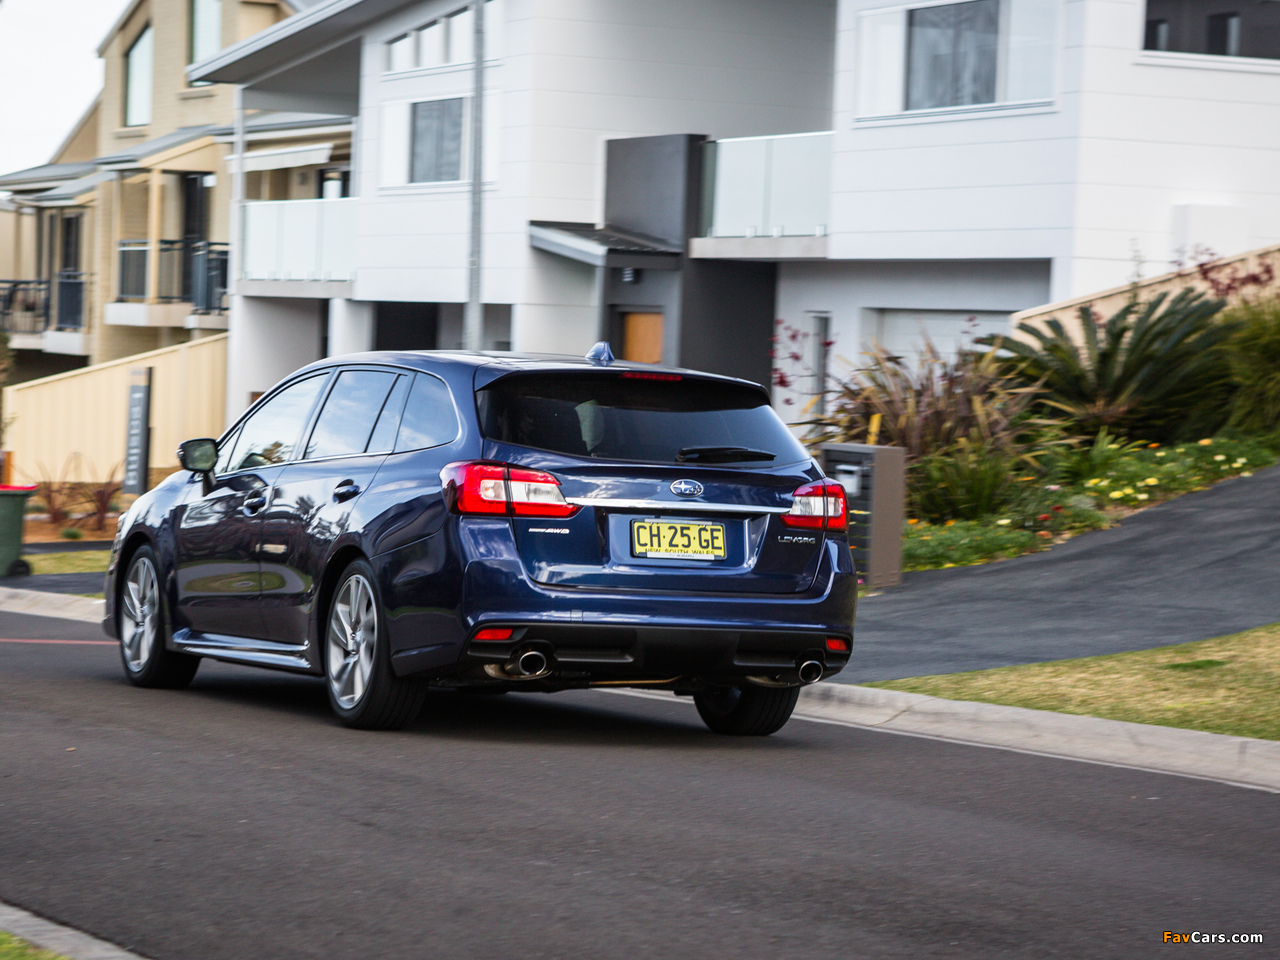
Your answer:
[104,349,857,735]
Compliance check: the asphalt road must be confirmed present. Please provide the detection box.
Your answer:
[1,612,1276,960]
[843,463,1280,681]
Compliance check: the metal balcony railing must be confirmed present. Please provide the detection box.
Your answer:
[55,270,85,330]
[118,240,148,300]
[191,241,229,313]
[0,279,50,334]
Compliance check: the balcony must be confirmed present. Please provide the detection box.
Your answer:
[107,238,230,329]
[242,198,356,284]
[0,279,50,336]
[692,131,832,260]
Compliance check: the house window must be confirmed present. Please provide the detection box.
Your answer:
[906,0,999,111]
[1145,19,1170,50]
[124,25,153,126]
[383,1,498,73]
[190,0,221,65]
[1143,1,1279,60]
[858,0,1057,117]
[410,98,465,182]
[1206,12,1241,55]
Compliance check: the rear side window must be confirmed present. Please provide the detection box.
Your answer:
[305,369,399,459]
[394,373,459,452]
[477,373,810,465]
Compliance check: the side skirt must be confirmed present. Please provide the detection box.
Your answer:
[172,628,317,673]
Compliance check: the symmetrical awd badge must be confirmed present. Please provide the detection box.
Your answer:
[670,479,704,498]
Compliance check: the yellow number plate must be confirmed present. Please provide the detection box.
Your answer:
[631,519,726,561]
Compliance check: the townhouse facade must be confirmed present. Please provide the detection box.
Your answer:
[190,0,1280,420]
[0,0,346,384]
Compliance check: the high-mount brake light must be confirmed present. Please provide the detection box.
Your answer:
[782,480,848,532]
[440,462,578,518]
[619,371,682,381]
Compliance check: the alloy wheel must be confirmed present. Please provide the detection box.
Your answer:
[121,555,159,672]
[327,573,378,709]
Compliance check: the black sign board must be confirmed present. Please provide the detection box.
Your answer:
[123,368,153,496]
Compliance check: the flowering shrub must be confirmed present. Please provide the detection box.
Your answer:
[902,434,1277,570]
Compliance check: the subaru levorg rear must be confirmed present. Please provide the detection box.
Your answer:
[443,359,857,735]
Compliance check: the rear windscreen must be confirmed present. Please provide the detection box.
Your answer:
[477,373,810,465]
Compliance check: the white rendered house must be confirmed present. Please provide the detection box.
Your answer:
[192,0,1280,419]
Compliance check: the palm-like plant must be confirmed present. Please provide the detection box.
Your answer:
[983,289,1233,441]
[811,338,1042,463]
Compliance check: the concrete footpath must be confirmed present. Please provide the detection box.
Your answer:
[4,584,1276,795]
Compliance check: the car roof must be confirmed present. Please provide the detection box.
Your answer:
[291,350,767,392]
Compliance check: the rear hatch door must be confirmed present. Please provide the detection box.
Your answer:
[477,369,827,595]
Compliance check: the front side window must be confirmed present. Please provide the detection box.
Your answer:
[410,98,464,182]
[305,370,400,459]
[190,0,222,65]
[1144,1,1277,59]
[125,25,153,127]
[226,374,328,471]
[858,0,1057,117]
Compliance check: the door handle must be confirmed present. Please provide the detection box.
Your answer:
[333,480,361,503]
[242,494,267,515]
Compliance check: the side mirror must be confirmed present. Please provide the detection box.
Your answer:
[178,438,218,474]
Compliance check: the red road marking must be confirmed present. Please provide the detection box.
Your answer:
[0,638,115,646]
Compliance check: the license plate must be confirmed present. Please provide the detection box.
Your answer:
[631,519,726,561]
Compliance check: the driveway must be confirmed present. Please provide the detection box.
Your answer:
[841,463,1280,682]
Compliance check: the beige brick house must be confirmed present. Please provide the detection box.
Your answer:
[0,0,346,383]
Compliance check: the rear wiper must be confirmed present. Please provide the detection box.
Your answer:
[676,446,776,463]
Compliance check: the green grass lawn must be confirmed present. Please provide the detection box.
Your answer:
[867,622,1280,741]
[0,931,67,960]
[26,551,110,576]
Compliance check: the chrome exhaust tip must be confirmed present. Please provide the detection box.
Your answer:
[797,660,824,685]
[509,649,549,678]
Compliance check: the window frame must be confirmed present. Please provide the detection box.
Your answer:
[855,0,1060,121]
[300,366,407,463]
[124,24,154,128]
[408,96,468,184]
[393,372,463,453]
[189,0,223,72]
[214,370,334,476]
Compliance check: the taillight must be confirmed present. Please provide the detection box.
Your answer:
[440,462,578,518]
[782,480,847,531]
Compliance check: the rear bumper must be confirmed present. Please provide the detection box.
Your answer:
[458,623,850,686]
[386,532,856,684]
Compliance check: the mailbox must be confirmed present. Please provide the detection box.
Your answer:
[820,442,906,589]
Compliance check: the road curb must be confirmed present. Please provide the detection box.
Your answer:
[0,586,104,624]
[798,683,1280,792]
[0,901,147,960]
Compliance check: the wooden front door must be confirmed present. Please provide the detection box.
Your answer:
[621,312,664,364]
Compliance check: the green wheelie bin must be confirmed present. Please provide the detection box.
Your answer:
[0,484,38,577]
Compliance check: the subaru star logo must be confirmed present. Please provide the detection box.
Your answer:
[671,479,703,498]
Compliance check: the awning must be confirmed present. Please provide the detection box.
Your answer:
[229,142,335,172]
[529,221,682,270]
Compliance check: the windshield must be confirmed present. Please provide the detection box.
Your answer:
[477,373,810,465]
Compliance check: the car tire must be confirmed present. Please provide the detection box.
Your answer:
[118,545,200,689]
[693,684,800,736]
[324,559,424,730]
